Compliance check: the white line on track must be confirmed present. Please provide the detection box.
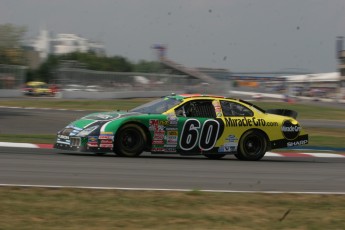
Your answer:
[1,184,345,195]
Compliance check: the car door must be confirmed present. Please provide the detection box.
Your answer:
[216,100,255,153]
[174,99,222,153]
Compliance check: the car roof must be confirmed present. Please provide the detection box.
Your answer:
[26,81,47,86]
[167,93,226,100]
[165,93,266,113]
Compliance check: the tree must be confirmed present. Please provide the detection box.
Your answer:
[0,24,26,65]
[58,52,133,72]
[34,54,60,82]
[31,52,164,83]
[32,52,135,82]
[133,60,162,73]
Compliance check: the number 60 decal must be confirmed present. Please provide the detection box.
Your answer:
[180,119,220,151]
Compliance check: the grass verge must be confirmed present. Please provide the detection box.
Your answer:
[304,127,345,149]
[0,134,56,144]
[1,187,344,230]
[0,98,152,111]
[254,101,345,120]
[1,99,345,120]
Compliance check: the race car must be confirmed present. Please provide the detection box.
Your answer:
[54,94,308,160]
[22,81,53,96]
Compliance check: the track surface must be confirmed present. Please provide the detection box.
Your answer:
[1,147,345,193]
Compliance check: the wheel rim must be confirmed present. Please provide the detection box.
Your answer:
[243,135,263,156]
[121,129,141,150]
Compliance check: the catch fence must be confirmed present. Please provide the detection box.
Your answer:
[54,67,228,94]
[0,64,27,89]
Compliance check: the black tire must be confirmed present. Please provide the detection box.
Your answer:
[113,124,146,157]
[234,130,267,161]
[203,154,226,160]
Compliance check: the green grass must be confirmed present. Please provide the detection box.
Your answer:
[0,134,56,144]
[1,99,345,119]
[255,102,345,120]
[305,127,345,149]
[0,187,344,230]
[0,98,153,111]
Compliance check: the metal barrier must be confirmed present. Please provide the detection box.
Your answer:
[54,68,229,97]
[0,64,27,89]
[0,65,230,98]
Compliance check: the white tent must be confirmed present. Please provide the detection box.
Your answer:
[285,72,340,83]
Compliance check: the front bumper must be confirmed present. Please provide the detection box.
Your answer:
[54,143,114,153]
[54,142,87,151]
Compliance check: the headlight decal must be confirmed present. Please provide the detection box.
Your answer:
[76,125,99,137]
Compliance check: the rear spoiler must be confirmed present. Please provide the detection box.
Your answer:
[265,109,298,119]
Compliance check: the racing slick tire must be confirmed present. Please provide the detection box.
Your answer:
[203,154,226,160]
[235,130,267,161]
[113,124,147,157]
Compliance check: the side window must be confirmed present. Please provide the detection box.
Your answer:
[220,100,253,117]
[175,104,187,117]
[175,100,216,118]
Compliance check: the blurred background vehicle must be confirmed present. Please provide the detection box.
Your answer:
[63,84,84,91]
[85,85,103,92]
[22,81,52,96]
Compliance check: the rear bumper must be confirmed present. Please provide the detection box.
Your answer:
[270,134,309,150]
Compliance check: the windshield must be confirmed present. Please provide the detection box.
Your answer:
[130,97,182,114]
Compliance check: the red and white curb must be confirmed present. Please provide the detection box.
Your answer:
[264,152,345,158]
[0,142,53,149]
[1,142,344,158]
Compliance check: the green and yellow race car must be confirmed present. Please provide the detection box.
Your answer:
[54,94,308,160]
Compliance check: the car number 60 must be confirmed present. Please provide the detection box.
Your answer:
[180,119,220,151]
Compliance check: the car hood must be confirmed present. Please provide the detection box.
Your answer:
[69,111,142,129]
[81,111,141,121]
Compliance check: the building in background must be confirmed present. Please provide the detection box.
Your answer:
[52,33,105,56]
[29,29,105,64]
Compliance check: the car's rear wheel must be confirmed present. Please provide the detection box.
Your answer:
[203,154,226,160]
[235,130,267,161]
[113,124,146,157]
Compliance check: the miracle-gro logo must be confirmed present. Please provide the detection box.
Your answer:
[282,126,301,132]
[225,117,278,127]
[282,120,301,140]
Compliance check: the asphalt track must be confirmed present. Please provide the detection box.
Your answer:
[1,107,345,193]
[1,147,345,193]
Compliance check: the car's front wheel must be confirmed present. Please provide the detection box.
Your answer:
[113,124,146,157]
[234,130,267,161]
